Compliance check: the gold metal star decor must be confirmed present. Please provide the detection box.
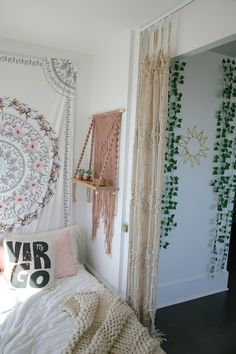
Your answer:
[179,126,209,166]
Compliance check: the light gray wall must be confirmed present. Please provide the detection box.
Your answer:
[157,50,233,307]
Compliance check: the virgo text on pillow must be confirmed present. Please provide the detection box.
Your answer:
[6,241,53,289]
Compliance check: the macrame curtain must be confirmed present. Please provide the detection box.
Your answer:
[92,110,121,255]
[127,22,171,330]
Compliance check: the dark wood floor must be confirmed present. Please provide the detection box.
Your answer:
[156,271,236,354]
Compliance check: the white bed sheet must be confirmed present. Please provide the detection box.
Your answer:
[0,265,103,354]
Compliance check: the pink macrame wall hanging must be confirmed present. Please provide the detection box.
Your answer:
[92,110,122,255]
[74,109,122,255]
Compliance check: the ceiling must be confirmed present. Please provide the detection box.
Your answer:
[0,0,180,55]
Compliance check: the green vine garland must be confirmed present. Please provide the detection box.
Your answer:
[210,57,236,274]
[160,61,186,249]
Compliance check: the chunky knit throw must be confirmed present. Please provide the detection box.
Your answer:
[61,289,165,354]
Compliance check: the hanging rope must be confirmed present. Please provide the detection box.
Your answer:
[73,109,123,254]
[74,118,95,178]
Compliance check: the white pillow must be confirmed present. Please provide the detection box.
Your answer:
[4,235,55,291]
[2,225,80,264]
[59,225,80,264]
[46,225,80,264]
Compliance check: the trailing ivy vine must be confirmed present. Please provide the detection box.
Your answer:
[210,57,236,275]
[160,61,186,249]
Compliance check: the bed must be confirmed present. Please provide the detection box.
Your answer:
[0,264,104,354]
[0,228,165,354]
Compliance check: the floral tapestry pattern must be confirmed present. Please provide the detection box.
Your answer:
[0,52,76,234]
[43,58,77,97]
[0,97,59,232]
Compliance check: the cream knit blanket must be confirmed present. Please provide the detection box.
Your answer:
[61,289,166,354]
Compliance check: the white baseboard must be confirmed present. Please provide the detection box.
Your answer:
[157,271,229,308]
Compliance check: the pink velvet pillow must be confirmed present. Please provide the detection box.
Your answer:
[55,231,77,279]
[0,245,4,272]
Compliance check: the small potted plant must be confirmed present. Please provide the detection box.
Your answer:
[85,169,93,181]
[78,168,85,180]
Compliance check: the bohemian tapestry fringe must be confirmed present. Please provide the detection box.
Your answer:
[92,110,122,255]
[127,22,171,332]
[74,109,122,255]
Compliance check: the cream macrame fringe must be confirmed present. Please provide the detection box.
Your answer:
[127,20,171,332]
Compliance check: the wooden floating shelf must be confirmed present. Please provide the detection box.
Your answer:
[72,178,119,192]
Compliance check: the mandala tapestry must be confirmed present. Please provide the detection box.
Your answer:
[0,97,59,232]
[0,53,77,234]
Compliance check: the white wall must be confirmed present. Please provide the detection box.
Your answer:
[0,34,137,296]
[2,0,236,304]
[156,0,236,307]
[172,0,236,58]
[82,0,236,303]
[80,31,135,295]
[0,36,93,263]
[157,50,231,308]
[120,0,236,309]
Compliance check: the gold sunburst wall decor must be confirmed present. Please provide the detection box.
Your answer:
[179,126,209,166]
